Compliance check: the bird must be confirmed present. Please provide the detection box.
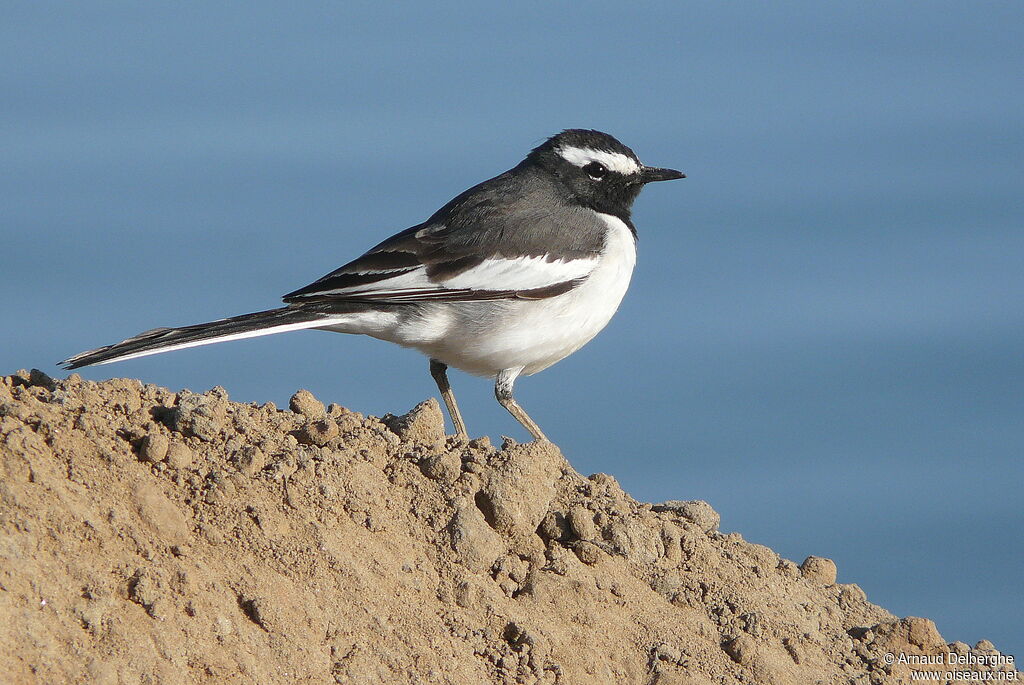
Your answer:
[61,129,684,442]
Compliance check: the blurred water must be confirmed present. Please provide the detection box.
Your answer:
[3,2,1022,655]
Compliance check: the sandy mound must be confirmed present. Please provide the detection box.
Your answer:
[0,369,1017,684]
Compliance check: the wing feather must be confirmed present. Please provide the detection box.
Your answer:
[283,168,609,304]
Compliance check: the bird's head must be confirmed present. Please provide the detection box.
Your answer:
[526,129,684,217]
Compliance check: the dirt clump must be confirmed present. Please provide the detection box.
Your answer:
[0,369,1018,684]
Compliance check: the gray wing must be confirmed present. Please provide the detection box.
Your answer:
[283,169,611,304]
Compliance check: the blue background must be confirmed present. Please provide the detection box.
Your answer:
[3,2,1022,656]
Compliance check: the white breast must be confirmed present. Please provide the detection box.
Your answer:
[373,212,637,377]
[318,213,637,377]
[513,212,636,374]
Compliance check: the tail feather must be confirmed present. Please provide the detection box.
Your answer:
[60,306,343,369]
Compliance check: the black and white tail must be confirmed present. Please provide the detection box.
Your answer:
[60,305,346,370]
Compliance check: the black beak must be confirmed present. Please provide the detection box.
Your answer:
[639,166,686,183]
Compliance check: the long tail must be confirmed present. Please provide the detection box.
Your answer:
[60,305,352,369]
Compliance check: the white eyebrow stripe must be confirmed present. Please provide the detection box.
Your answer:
[556,146,641,175]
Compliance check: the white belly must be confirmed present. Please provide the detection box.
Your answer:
[320,213,636,378]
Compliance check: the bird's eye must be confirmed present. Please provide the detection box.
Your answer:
[583,162,607,180]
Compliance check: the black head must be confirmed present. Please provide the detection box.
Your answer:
[524,129,684,218]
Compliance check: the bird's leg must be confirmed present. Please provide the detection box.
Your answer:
[429,359,469,440]
[494,367,548,442]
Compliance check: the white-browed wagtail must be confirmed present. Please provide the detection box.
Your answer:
[62,129,685,442]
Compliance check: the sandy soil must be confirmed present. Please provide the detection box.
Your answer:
[0,369,1018,684]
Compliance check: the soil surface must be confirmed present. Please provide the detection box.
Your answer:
[0,370,1018,684]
